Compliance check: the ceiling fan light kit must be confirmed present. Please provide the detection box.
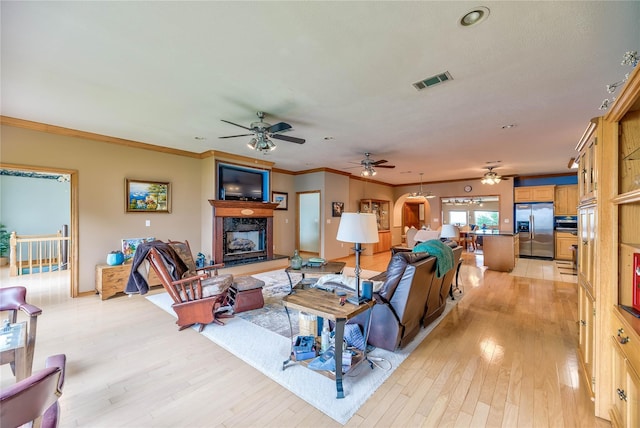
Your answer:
[361,166,377,177]
[246,137,276,153]
[481,166,502,185]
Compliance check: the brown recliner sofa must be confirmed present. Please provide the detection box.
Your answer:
[353,252,437,352]
[353,244,462,352]
[422,245,464,327]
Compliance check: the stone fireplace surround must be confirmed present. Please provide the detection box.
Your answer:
[209,200,281,266]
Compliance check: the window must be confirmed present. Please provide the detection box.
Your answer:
[448,211,467,226]
[474,210,499,227]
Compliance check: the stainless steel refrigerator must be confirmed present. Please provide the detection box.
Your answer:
[515,202,554,258]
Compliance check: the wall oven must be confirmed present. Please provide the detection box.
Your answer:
[555,216,578,233]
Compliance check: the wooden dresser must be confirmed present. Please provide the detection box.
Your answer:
[96,263,161,300]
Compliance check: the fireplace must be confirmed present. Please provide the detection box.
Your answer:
[209,200,280,266]
[223,217,267,263]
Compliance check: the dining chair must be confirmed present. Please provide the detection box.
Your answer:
[0,354,66,428]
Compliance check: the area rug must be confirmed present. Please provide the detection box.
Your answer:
[146,268,461,424]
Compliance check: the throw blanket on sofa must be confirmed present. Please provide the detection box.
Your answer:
[412,239,454,278]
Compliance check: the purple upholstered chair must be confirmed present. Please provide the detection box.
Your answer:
[0,354,66,428]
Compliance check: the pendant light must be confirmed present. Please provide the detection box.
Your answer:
[407,173,435,199]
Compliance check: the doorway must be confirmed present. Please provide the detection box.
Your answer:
[403,202,422,229]
[0,163,78,297]
[297,191,320,256]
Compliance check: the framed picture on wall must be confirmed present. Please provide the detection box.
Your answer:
[332,202,344,217]
[125,179,171,213]
[272,191,288,210]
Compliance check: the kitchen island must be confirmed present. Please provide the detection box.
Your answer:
[475,230,519,272]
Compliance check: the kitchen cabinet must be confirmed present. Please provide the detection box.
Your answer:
[577,119,599,203]
[555,231,578,261]
[479,232,518,272]
[555,184,579,215]
[576,113,601,405]
[579,284,596,396]
[360,199,391,255]
[514,185,555,202]
[578,205,596,296]
[610,310,640,428]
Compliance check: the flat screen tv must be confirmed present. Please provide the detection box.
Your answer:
[217,163,268,202]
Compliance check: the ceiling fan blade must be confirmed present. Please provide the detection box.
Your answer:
[376,164,396,168]
[271,134,305,144]
[371,159,389,166]
[268,122,292,134]
[218,133,254,139]
[221,119,253,130]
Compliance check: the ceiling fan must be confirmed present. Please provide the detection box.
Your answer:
[219,111,305,153]
[354,152,395,177]
[481,166,504,185]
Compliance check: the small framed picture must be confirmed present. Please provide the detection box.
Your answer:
[121,237,156,261]
[126,179,171,213]
[332,201,344,217]
[272,191,288,210]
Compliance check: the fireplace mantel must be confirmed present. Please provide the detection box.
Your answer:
[209,200,280,218]
[209,200,280,265]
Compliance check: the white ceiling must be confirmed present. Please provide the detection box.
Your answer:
[2,1,639,185]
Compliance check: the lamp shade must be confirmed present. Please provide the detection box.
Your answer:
[440,224,459,239]
[336,213,379,244]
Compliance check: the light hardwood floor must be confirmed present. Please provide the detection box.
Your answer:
[0,252,608,427]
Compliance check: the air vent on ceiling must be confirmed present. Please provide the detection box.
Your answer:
[412,71,453,91]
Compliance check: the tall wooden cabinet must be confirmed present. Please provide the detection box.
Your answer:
[576,118,600,399]
[581,65,640,425]
[605,65,640,427]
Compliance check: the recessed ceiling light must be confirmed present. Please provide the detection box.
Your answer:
[459,6,490,27]
[323,136,334,140]
[501,124,516,129]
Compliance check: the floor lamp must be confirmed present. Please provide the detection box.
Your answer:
[336,213,379,305]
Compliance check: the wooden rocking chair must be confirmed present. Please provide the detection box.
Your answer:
[147,245,233,332]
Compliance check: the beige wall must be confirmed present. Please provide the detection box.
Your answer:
[1,124,519,294]
[271,171,296,257]
[2,125,203,293]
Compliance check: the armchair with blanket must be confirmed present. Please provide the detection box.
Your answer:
[126,240,234,331]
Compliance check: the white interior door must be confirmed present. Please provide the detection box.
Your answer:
[298,192,320,254]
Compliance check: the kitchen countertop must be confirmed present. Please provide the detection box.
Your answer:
[473,230,516,236]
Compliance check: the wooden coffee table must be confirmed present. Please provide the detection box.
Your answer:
[281,287,374,399]
[284,261,346,293]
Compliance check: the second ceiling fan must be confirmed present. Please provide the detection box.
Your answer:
[357,152,395,177]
